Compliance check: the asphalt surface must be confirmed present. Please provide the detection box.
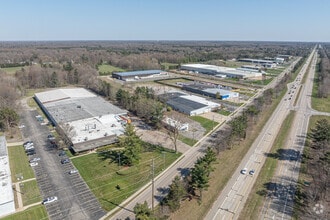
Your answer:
[205,48,317,220]
[259,48,326,219]
[20,104,106,220]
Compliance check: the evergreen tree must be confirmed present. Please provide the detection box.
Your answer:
[118,124,142,166]
[134,201,155,220]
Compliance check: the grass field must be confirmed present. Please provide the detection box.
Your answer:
[247,77,274,85]
[161,62,179,70]
[1,66,24,74]
[21,180,42,206]
[266,68,285,75]
[216,109,232,116]
[178,134,197,146]
[0,205,48,220]
[72,148,181,211]
[8,146,35,182]
[97,64,125,75]
[190,115,218,134]
[239,111,296,220]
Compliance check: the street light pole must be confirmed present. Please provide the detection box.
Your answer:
[151,158,155,213]
[162,152,166,170]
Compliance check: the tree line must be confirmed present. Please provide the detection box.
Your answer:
[316,46,330,98]
[295,119,330,219]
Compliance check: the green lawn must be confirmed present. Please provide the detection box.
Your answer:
[217,109,231,116]
[178,135,197,146]
[247,77,274,85]
[1,66,25,74]
[266,68,284,75]
[72,147,181,211]
[160,62,179,70]
[21,180,42,206]
[8,146,35,182]
[190,115,218,134]
[0,205,48,220]
[97,64,125,75]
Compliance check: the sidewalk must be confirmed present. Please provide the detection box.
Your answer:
[13,178,37,211]
[7,141,23,147]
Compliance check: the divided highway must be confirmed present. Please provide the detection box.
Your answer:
[259,48,321,219]
[205,48,317,220]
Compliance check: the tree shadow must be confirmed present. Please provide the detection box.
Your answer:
[177,167,190,178]
[264,148,300,161]
[97,150,119,164]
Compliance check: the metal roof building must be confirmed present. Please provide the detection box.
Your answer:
[161,92,220,116]
[112,70,168,81]
[34,88,127,152]
[180,64,263,79]
[182,82,239,100]
[0,136,15,217]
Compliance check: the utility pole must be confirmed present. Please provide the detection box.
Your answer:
[151,158,155,213]
[118,152,121,169]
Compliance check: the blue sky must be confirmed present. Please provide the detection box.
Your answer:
[0,0,329,41]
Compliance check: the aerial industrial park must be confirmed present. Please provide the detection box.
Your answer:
[0,1,329,220]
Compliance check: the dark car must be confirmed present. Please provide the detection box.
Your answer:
[47,134,55,140]
[61,158,70,164]
[25,147,35,153]
[26,150,36,155]
[58,151,66,156]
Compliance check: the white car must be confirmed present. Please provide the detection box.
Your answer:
[25,145,35,150]
[42,196,58,205]
[69,169,78,174]
[249,169,255,175]
[240,168,247,175]
[30,162,38,167]
[29,158,41,163]
[24,142,34,148]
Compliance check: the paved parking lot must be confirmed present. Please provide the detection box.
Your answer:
[20,104,106,220]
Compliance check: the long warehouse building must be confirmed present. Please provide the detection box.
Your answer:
[180,64,263,79]
[34,88,127,153]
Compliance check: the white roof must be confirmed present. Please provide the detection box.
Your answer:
[203,88,239,96]
[35,88,96,103]
[0,136,15,216]
[67,114,125,145]
[181,95,220,108]
[181,64,262,78]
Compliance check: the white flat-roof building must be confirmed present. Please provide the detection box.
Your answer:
[163,92,220,116]
[35,88,127,152]
[180,64,263,79]
[0,136,15,217]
